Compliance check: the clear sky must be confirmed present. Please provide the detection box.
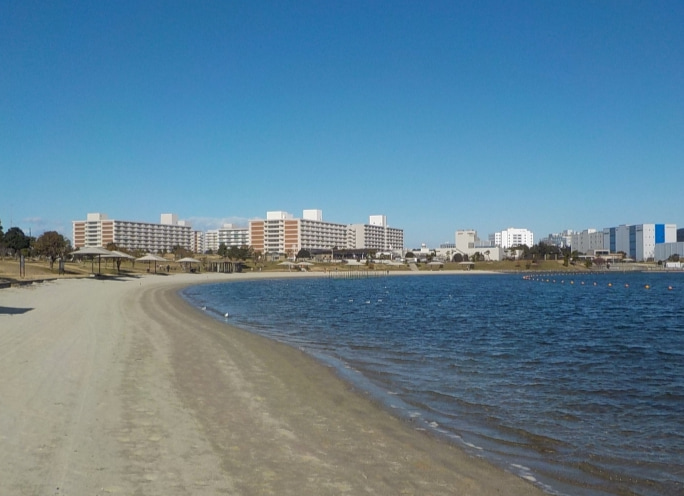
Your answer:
[2,0,683,248]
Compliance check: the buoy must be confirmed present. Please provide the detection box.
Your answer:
[224,313,229,318]
[625,284,629,288]
[608,283,612,287]
[645,285,650,289]
[668,286,673,290]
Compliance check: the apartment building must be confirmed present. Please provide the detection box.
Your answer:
[205,224,250,252]
[191,231,205,254]
[603,224,677,261]
[205,230,219,253]
[249,210,347,257]
[347,215,404,252]
[72,213,192,252]
[249,210,404,256]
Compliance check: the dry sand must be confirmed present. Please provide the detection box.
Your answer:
[0,272,544,495]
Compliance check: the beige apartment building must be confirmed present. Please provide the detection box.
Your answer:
[72,213,193,252]
[249,210,403,257]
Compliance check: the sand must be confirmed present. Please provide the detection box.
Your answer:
[0,272,544,495]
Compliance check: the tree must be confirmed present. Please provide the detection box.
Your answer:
[296,249,311,260]
[172,245,193,259]
[4,227,31,256]
[34,231,71,269]
[217,242,228,257]
[226,245,239,260]
[453,253,464,263]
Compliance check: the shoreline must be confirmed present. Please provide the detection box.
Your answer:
[0,273,545,494]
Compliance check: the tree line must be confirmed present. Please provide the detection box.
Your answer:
[0,220,71,269]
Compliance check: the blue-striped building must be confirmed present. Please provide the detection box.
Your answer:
[603,224,677,261]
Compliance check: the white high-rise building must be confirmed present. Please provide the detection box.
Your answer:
[205,230,219,253]
[218,224,249,248]
[489,227,534,249]
[205,224,251,253]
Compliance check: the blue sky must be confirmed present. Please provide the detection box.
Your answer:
[2,1,682,248]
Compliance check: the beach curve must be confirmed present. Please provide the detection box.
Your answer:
[0,272,543,495]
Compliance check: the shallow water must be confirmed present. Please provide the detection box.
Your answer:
[182,272,684,495]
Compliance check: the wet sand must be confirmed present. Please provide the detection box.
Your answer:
[0,272,543,495]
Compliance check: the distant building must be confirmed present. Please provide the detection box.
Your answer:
[603,224,677,261]
[489,227,534,249]
[205,224,250,253]
[655,242,684,262]
[451,230,504,261]
[191,231,205,254]
[347,215,404,252]
[248,210,403,257]
[570,229,604,255]
[249,210,346,257]
[72,213,192,252]
[678,228,684,242]
[205,229,219,253]
[540,230,573,248]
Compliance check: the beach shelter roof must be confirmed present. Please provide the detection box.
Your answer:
[71,246,113,257]
[136,253,167,262]
[103,250,135,259]
[136,253,167,274]
[297,261,313,266]
[70,246,113,275]
[177,257,201,272]
[278,260,296,271]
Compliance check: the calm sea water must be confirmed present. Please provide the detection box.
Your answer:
[181,272,684,496]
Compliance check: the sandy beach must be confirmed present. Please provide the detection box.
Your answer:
[0,272,543,495]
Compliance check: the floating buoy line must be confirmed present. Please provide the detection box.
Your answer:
[521,273,674,291]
